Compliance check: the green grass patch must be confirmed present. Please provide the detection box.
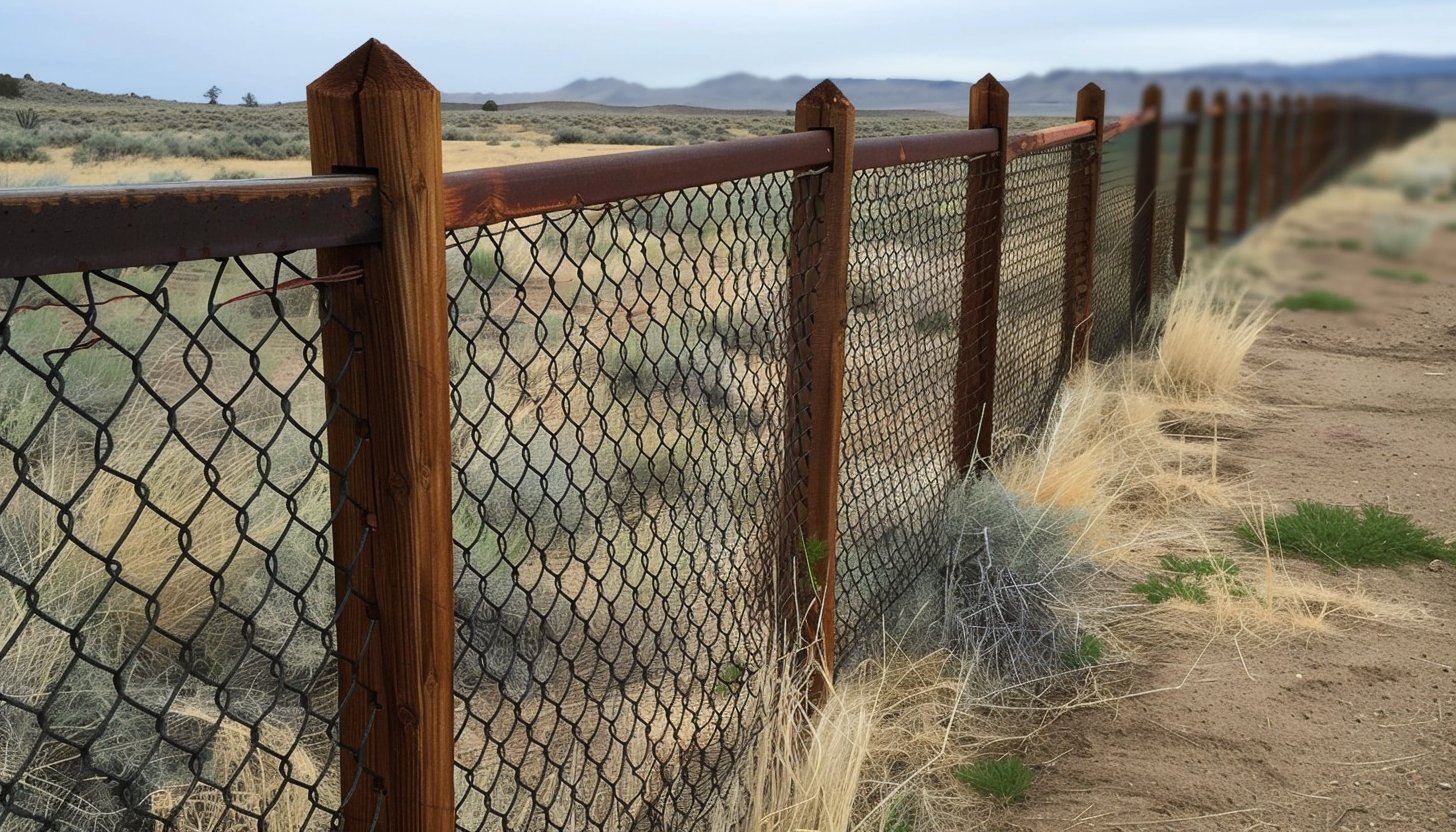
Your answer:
[1158,554,1240,577]
[1336,238,1362,251]
[1296,238,1331,249]
[1370,267,1429,284]
[1444,222,1456,233]
[1275,290,1357,312]
[1238,502,1456,569]
[1062,632,1104,669]
[953,757,1033,803]
[1132,574,1209,604]
[1301,271,1326,281]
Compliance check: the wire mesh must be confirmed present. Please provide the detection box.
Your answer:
[0,256,376,831]
[834,156,978,667]
[991,143,1085,457]
[1087,136,1140,363]
[446,172,814,832]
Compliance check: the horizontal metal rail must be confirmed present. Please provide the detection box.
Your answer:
[443,130,833,229]
[1102,107,1157,142]
[1,176,380,278]
[852,129,1000,170]
[1005,120,1097,161]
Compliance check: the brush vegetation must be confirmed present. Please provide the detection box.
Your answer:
[1275,289,1358,311]
[952,758,1034,804]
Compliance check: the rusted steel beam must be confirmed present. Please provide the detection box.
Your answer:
[852,128,999,170]
[1172,88,1203,278]
[782,80,854,703]
[1233,92,1253,235]
[442,131,832,229]
[1005,120,1096,161]
[1129,85,1163,329]
[1062,84,1104,367]
[1206,90,1228,244]
[955,74,1010,474]
[0,176,379,278]
[1102,106,1158,142]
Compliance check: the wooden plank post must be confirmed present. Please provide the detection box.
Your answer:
[308,40,454,832]
[1233,92,1253,236]
[1255,93,1274,221]
[784,80,854,700]
[1128,84,1162,332]
[1061,83,1104,367]
[1172,88,1203,279]
[1290,96,1308,197]
[1271,95,1290,210]
[1205,90,1228,244]
[954,74,1009,475]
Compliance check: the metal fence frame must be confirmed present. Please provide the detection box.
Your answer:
[0,37,1438,832]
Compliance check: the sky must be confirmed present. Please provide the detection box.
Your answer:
[4,0,1455,104]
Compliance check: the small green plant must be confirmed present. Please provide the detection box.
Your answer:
[1238,502,1456,569]
[800,534,828,591]
[882,798,915,832]
[713,661,744,696]
[1062,632,1104,669]
[912,311,954,336]
[1275,290,1357,312]
[1336,238,1361,251]
[1158,554,1239,577]
[1370,267,1428,284]
[1132,573,1209,604]
[953,757,1033,803]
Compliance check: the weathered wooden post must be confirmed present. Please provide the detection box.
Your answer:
[1290,95,1308,197]
[954,74,1009,475]
[1271,94,1290,210]
[1205,90,1228,244]
[784,80,854,699]
[1255,92,1274,221]
[1172,87,1203,278]
[308,39,454,832]
[1063,83,1104,366]
[1129,84,1162,330]
[1233,92,1253,235]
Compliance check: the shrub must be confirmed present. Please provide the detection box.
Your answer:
[0,74,19,98]
[552,127,590,144]
[0,131,49,163]
[1370,213,1431,259]
[482,100,498,112]
[14,108,40,130]
[211,167,258,180]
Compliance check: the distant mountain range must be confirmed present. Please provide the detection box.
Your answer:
[445,54,1456,116]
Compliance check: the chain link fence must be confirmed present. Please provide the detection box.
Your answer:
[444,172,819,832]
[0,256,378,832]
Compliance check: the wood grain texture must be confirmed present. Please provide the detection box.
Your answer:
[1129,84,1163,331]
[1063,83,1104,367]
[955,74,1009,474]
[1172,88,1203,278]
[308,38,453,832]
[783,79,854,700]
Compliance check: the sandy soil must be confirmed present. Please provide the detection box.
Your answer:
[999,131,1456,830]
[0,139,658,186]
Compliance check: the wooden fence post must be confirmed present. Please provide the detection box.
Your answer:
[1255,93,1274,221]
[1061,83,1104,367]
[1271,95,1290,210]
[1290,96,1308,197]
[1172,87,1203,278]
[308,40,454,832]
[1205,90,1228,245]
[784,80,854,699]
[1129,84,1162,331]
[954,74,1009,475]
[1233,92,1253,235]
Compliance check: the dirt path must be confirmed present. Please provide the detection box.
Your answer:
[1000,128,1456,830]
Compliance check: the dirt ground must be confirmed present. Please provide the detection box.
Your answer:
[1001,129,1456,830]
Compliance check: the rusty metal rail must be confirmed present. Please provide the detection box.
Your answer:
[1,175,380,278]
[443,130,833,229]
[1005,120,1097,161]
[1102,106,1157,142]
[853,129,1000,170]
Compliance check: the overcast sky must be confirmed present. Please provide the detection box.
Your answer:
[5,0,1454,104]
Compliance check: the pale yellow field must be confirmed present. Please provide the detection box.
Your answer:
[0,140,663,186]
